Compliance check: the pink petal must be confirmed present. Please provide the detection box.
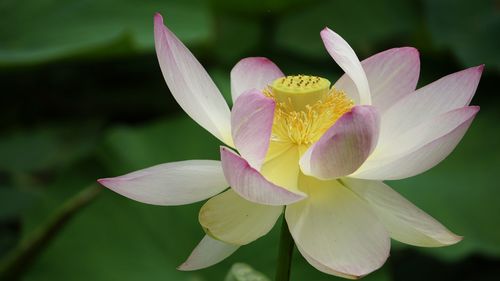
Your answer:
[335,47,420,113]
[231,90,275,170]
[154,13,233,146]
[379,65,483,144]
[352,106,479,180]
[230,57,284,102]
[220,147,306,206]
[177,235,238,271]
[320,27,371,105]
[98,160,227,206]
[300,106,380,179]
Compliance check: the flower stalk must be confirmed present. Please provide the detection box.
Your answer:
[275,216,294,281]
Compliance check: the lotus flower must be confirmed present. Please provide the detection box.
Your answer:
[98,13,482,279]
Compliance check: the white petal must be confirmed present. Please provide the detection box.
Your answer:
[199,189,283,245]
[154,13,233,146]
[379,65,483,145]
[300,106,379,179]
[352,106,479,180]
[220,147,306,206]
[343,178,462,247]
[178,235,239,271]
[335,47,420,113]
[286,177,390,278]
[231,90,275,170]
[296,245,366,280]
[321,27,371,105]
[98,160,227,206]
[231,57,284,102]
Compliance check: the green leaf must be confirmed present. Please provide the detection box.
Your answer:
[225,263,270,281]
[0,0,213,66]
[98,116,221,174]
[211,0,308,14]
[0,187,35,222]
[423,0,500,70]
[275,0,418,58]
[213,15,261,65]
[0,124,99,174]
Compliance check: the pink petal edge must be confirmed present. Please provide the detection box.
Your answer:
[220,146,306,206]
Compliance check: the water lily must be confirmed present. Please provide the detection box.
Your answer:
[98,13,482,279]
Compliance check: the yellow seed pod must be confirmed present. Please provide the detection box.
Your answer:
[271,75,331,110]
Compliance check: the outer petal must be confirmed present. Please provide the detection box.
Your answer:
[320,27,371,105]
[178,235,239,271]
[300,106,380,179]
[199,189,283,245]
[351,106,479,180]
[231,90,275,170]
[230,57,284,102]
[286,177,390,278]
[98,160,227,206]
[342,178,462,247]
[154,13,233,146]
[335,47,420,113]
[379,65,483,144]
[220,147,306,205]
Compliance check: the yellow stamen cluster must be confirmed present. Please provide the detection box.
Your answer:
[265,75,353,146]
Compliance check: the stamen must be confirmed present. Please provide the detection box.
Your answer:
[265,75,353,147]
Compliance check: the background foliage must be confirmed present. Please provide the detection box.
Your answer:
[1,0,499,280]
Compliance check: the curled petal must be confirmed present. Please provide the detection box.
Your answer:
[220,147,306,206]
[343,178,462,247]
[352,106,479,180]
[335,47,420,113]
[321,27,371,105]
[154,13,233,146]
[300,106,380,179]
[177,235,238,271]
[231,57,284,102]
[286,177,390,278]
[199,189,283,245]
[98,160,227,206]
[231,90,275,170]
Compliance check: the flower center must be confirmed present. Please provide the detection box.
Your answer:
[265,75,353,146]
[271,75,331,110]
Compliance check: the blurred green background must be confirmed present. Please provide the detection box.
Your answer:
[1,0,499,280]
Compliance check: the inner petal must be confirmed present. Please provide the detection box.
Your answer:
[260,143,301,193]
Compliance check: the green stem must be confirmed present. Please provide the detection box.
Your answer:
[0,184,101,281]
[275,216,295,281]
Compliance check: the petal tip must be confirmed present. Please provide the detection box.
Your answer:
[320,27,331,38]
[399,46,420,58]
[321,26,332,33]
[250,57,272,64]
[176,263,190,271]
[96,178,110,187]
[469,105,480,114]
[154,12,163,24]
[441,233,463,246]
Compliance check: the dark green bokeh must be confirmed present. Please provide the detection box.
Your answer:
[1,0,499,280]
